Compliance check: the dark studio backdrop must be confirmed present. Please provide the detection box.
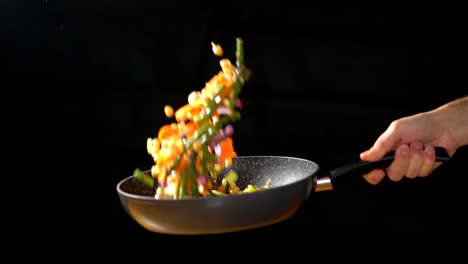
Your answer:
[8,1,467,262]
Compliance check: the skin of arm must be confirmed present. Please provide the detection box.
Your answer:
[360,96,468,184]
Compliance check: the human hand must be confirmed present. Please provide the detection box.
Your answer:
[359,112,458,185]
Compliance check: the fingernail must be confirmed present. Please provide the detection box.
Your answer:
[372,174,382,182]
[425,146,434,157]
[399,145,409,155]
[363,173,374,184]
[413,142,422,151]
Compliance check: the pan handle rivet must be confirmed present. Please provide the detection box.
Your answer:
[314,176,333,192]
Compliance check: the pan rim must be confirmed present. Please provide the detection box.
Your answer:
[116,155,319,203]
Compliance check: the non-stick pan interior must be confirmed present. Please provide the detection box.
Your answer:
[221,156,319,189]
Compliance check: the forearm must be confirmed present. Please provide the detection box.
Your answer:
[431,96,468,148]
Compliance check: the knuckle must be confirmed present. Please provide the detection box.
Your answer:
[389,120,402,133]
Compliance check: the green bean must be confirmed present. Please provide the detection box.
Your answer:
[202,145,218,162]
[196,84,226,126]
[236,38,244,67]
[178,170,187,198]
[188,155,199,197]
[170,124,213,171]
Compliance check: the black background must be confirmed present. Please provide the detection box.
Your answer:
[9,1,467,262]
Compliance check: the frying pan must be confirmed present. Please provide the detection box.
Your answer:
[117,148,449,235]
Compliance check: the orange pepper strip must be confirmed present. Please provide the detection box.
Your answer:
[218,75,233,99]
[201,72,233,100]
[180,121,198,137]
[218,137,235,163]
[158,124,179,142]
[175,104,203,122]
[175,154,189,172]
[157,146,177,164]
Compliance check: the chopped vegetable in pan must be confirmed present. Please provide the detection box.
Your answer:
[134,38,268,199]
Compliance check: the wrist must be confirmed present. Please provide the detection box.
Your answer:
[432,96,468,148]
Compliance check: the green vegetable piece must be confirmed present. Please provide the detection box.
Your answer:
[211,190,227,196]
[196,84,226,126]
[221,178,230,194]
[134,168,154,188]
[188,156,199,197]
[236,38,244,66]
[224,170,239,184]
[170,124,214,171]
[203,148,219,162]
[178,170,187,198]
[242,184,259,193]
[233,81,242,97]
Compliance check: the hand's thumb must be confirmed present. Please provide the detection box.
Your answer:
[360,130,397,161]
[360,147,387,161]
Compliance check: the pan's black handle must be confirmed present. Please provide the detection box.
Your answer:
[328,147,450,180]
